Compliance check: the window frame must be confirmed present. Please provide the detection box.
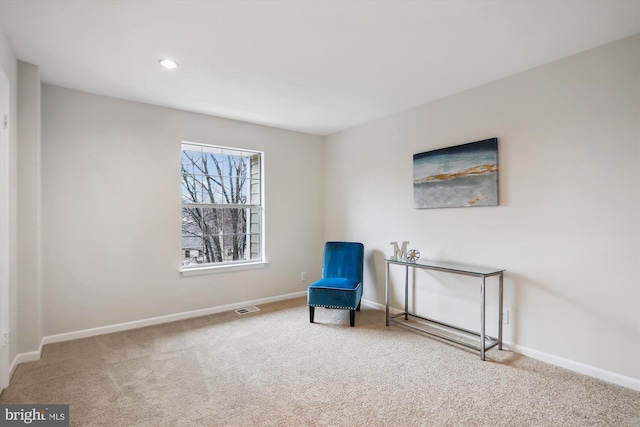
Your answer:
[179,141,265,273]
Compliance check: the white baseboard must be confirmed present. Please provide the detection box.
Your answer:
[361,298,399,313]
[361,298,640,391]
[9,291,307,378]
[9,349,41,379]
[503,342,640,391]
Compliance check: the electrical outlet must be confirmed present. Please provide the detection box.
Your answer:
[502,310,509,325]
[301,272,307,282]
[2,331,9,346]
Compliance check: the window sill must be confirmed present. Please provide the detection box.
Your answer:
[180,261,268,276]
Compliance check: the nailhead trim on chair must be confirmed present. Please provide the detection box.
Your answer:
[308,304,356,310]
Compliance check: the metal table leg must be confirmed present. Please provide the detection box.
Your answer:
[480,275,486,361]
[385,262,390,326]
[498,273,503,351]
[404,265,409,321]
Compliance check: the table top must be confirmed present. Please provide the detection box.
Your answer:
[385,258,505,276]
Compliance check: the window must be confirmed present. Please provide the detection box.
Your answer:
[181,142,263,269]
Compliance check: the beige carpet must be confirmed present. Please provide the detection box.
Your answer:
[1,297,638,426]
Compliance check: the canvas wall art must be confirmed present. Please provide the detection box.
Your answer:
[413,138,498,209]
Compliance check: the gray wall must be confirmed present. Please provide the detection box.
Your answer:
[41,85,325,334]
[325,35,640,381]
[17,61,42,354]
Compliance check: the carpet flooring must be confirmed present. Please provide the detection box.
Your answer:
[1,297,638,426]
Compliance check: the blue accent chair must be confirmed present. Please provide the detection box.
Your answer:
[307,242,364,327]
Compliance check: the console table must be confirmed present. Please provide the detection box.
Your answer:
[385,258,505,360]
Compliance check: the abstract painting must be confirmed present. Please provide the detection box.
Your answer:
[413,138,498,209]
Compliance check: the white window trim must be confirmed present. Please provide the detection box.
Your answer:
[179,260,268,276]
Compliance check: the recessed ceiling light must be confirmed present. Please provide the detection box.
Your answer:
[158,58,178,69]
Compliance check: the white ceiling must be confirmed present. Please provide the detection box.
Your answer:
[1,0,638,135]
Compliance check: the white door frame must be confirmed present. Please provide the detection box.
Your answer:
[0,66,10,391]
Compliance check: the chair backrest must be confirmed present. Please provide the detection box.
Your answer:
[322,241,364,283]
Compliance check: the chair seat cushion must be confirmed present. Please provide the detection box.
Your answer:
[308,277,360,290]
[308,278,362,310]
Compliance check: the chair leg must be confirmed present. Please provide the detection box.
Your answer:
[357,300,361,311]
[350,309,355,327]
[309,306,315,323]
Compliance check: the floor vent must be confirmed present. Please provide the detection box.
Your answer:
[234,306,260,315]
